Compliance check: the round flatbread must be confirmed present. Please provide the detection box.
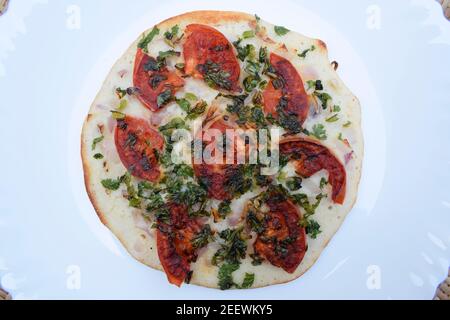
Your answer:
[81,10,363,289]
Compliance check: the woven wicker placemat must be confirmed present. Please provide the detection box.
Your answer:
[439,0,450,20]
[0,0,9,16]
[0,288,12,301]
[434,269,450,300]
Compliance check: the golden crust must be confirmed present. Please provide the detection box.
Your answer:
[81,10,363,289]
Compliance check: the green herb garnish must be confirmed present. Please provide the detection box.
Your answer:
[311,124,327,140]
[111,110,126,120]
[298,45,316,58]
[286,176,303,191]
[157,89,173,108]
[218,200,232,218]
[319,177,328,190]
[92,136,104,150]
[343,121,352,127]
[186,101,207,120]
[242,30,255,39]
[138,27,160,53]
[218,262,239,290]
[198,60,232,90]
[305,219,321,239]
[212,227,247,266]
[192,224,215,249]
[274,25,290,36]
[326,114,339,123]
[238,273,255,289]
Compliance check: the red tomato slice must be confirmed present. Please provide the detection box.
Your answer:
[156,203,202,286]
[253,192,307,273]
[280,138,347,204]
[133,48,184,112]
[193,118,242,201]
[263,53,309,126]
[114,115,164,182]
[183,24,241,92]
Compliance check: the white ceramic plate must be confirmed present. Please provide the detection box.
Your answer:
[0,0,449,299]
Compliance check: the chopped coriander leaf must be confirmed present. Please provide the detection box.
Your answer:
[259,47,268,64]
[92,136,104,150]
[245,60,261,77]
[298,45,316,58]
[250,106,266,128]
[93,153,104,160]
[111,110,125,120]
[185,92,197,101]
[292,193,326,217]
[333,105,341,112]
[173,164,194,178]
[224,165,254,197]
[242,30,255,39]
[158,50,181,59]
[286,176,303,191]
[192,224,215,249]
[143,56,165,72]
[233,40,255,62]
[157,89,173,108]
[243,76,259,92]
[218,262,239,290]
[169,182,207,207]
[176,98,191,112]
[145,193,165,212]
[137,181,156,198]
[311,124,327,140]
[164,25,184,47]
[164,24,179,41]
[154,207,170,224]
[274,25,290,36]
[159,117,189,137]
[197,60,232,90]
[117,99,128,111]
[212,227,247,266]
[186,101,207,120]
[246,210,266,234]
[320,177,328,190]
[343,121,352,127]
[305,219,321,239]
[121,172,141,208]
[338,132,344,141]
[115,87,127,99]
[239,273,255,289]
[218,200,232,218]
[277,97,302,134]
[326,114,339,123]
[306,79,324,91]
[101,175,124,191]
[250,253,263,266]
[137,27,159,53]
[315,92,332,109]
[174,63,185,71]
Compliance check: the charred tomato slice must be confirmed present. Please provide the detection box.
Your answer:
[252,190,307,273]
[156,203,202,286]
[115,115,164,182]
[133,48,184,111]
[183,24,241,92]
[263,53,309,128]
[280,137,346,204]
[192,118,245,201]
